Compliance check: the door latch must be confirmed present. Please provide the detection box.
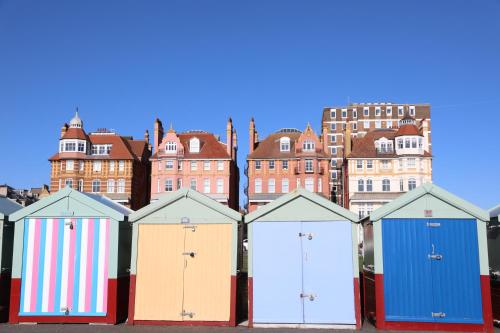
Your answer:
[182,251,196,258]
[428,254,443,260]
[183,225,197,232]
[299,232,314,240]
[300,293,316,301]
[180,310,195,318]
[61,307,70,315]
[64,220,74,230]
[427,222,441,227]
[431,312,446,318]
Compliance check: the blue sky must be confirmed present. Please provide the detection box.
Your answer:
[0,0,499,209]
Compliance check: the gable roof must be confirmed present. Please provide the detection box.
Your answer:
[178,132,231,159]
[9,187,131,222]
[0,197,23,220]
[129,188,241,222]
[245,187,358,223]
[367,183,489,222]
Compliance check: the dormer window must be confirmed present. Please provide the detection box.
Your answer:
[280,137,290,152]
[59,140,87,153]
[189,138,200,153]
[303,140,315,152]
[165,141,177,153]
[91,144,112,155]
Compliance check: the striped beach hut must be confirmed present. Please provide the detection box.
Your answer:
[128,188,241,326]
[362,183,493,333]
[0,197,22,322]
[245,188,361,329]
[487,204,500,324]
[8,187,132,324]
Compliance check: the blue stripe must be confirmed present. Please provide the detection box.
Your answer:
[53,219,65,314]
[73,218,82,313]
[35,219,47,312]
[19,219,30,313]
[91,218,100,313]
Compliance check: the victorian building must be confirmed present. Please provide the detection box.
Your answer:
[346,113,433,218]
[246,119,331,212]
[150,118,239,210]
[321,103,431,206]
[49,112,151,209]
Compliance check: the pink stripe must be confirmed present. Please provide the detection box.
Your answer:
[67,219,76,310]
[85,219,94,312]
[102,219,109,313]
[48,219,59,312]
[29,219,41,312]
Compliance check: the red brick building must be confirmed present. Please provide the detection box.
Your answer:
[150,118,240,210]
[246,119,331,212]
[49,112,151,210]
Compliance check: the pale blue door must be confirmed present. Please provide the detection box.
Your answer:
[430,219,483,324]
[252,222,303,323]
[301,221,356,324]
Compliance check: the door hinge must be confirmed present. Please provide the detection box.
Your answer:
[299,232,314,240]
[182,251,197,258]
[180,310,195,318]
[431,312,446,318]
[183,225,197,232]
[427,222,441,227]
[300,293,316,301]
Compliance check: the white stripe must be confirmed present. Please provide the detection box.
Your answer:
[23,219,36,312]
[96,219,107,312]
[78,219,89,312]
[60,219,71,310]
[41,219,53,312]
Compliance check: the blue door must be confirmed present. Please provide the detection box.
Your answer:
[383,218,483,323]
[301,221,355,324]
[382,219,434,322]
[429,219,483,324]
[252,222,303,323]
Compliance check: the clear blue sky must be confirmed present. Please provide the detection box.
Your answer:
[0,0,499,209]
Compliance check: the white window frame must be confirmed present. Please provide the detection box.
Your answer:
[92,179,100,193]
[203,178,210,193]
[280,137,290,152]
[189,138,200,153]
[165,160,174,170]
[191,161,198,171]
[66,160,74,171]
[305,159,313,173]
[217,161,224,171]
[303,140,315,152]
[255,178,262,193]
[107,179,115,193]
[165,179,173,192]
[92,161,102,172]
[117,179,125,193]
[204,161,211,171]
[282,178,289,193]
[118,160,125,172]
[216,178,224,194]
[268,178,275,193]
[165,141,177,153]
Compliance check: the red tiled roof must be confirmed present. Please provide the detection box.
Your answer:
[395,124,421,136]
[61,127,89,140]
[248,131,329,159]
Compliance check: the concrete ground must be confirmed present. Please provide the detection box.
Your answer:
[0,322,498,333]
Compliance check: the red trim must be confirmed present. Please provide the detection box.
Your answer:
[129,274,237,326]
[9,277,128,324]
[363,270,376,323]
[248,276,253,328]
[353,277,361,329]
[374,274,494,333]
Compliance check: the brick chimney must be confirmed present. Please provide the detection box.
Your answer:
[154,118,164,154]
[226,117,233,158]
[60,123,68,138]
[322,125,328,153]
[344,124,352,158]
[232,129,238,161]
[249,117,256,153]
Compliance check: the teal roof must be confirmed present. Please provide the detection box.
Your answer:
[368,183,489,222]
[129,188,241,222]
[490,204,500,220]
[9,187,131,222]
[0,197,22,220]
[245,187,359,223]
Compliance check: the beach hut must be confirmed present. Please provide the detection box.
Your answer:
[8,187,132,324]
[488,204,500,324]
[362,183,493,332]
[127,188,241,326]
[245,188,361,329]
[0,197,22,322]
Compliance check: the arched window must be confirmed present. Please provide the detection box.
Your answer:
[382,179,390,192]
[65,178,73,188]
[189,137,200,153]
[408,178,417,190]
[366,179,373,192]
[358,179,364,192]
[280,137,290,152]
[165,141,177,153]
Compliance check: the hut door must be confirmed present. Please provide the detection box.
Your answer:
[301,221,355,324]
[20,218,109,317]
[428,219,483,324]
[181,224,232,322]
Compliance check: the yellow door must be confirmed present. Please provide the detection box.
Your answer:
[134,224,185,321]
[182,224,232,321]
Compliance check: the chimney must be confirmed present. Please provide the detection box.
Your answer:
[144,129,152,151]
[249,117,256,153]
[344,124,352,158]
[60,123,68,138]
[322,125,328,153]
[154,118,164,154]
[226,117,233,157]
[232,130,238,161]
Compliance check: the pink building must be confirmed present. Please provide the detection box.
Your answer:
[246,119,331,212]
[151,118,239,210]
